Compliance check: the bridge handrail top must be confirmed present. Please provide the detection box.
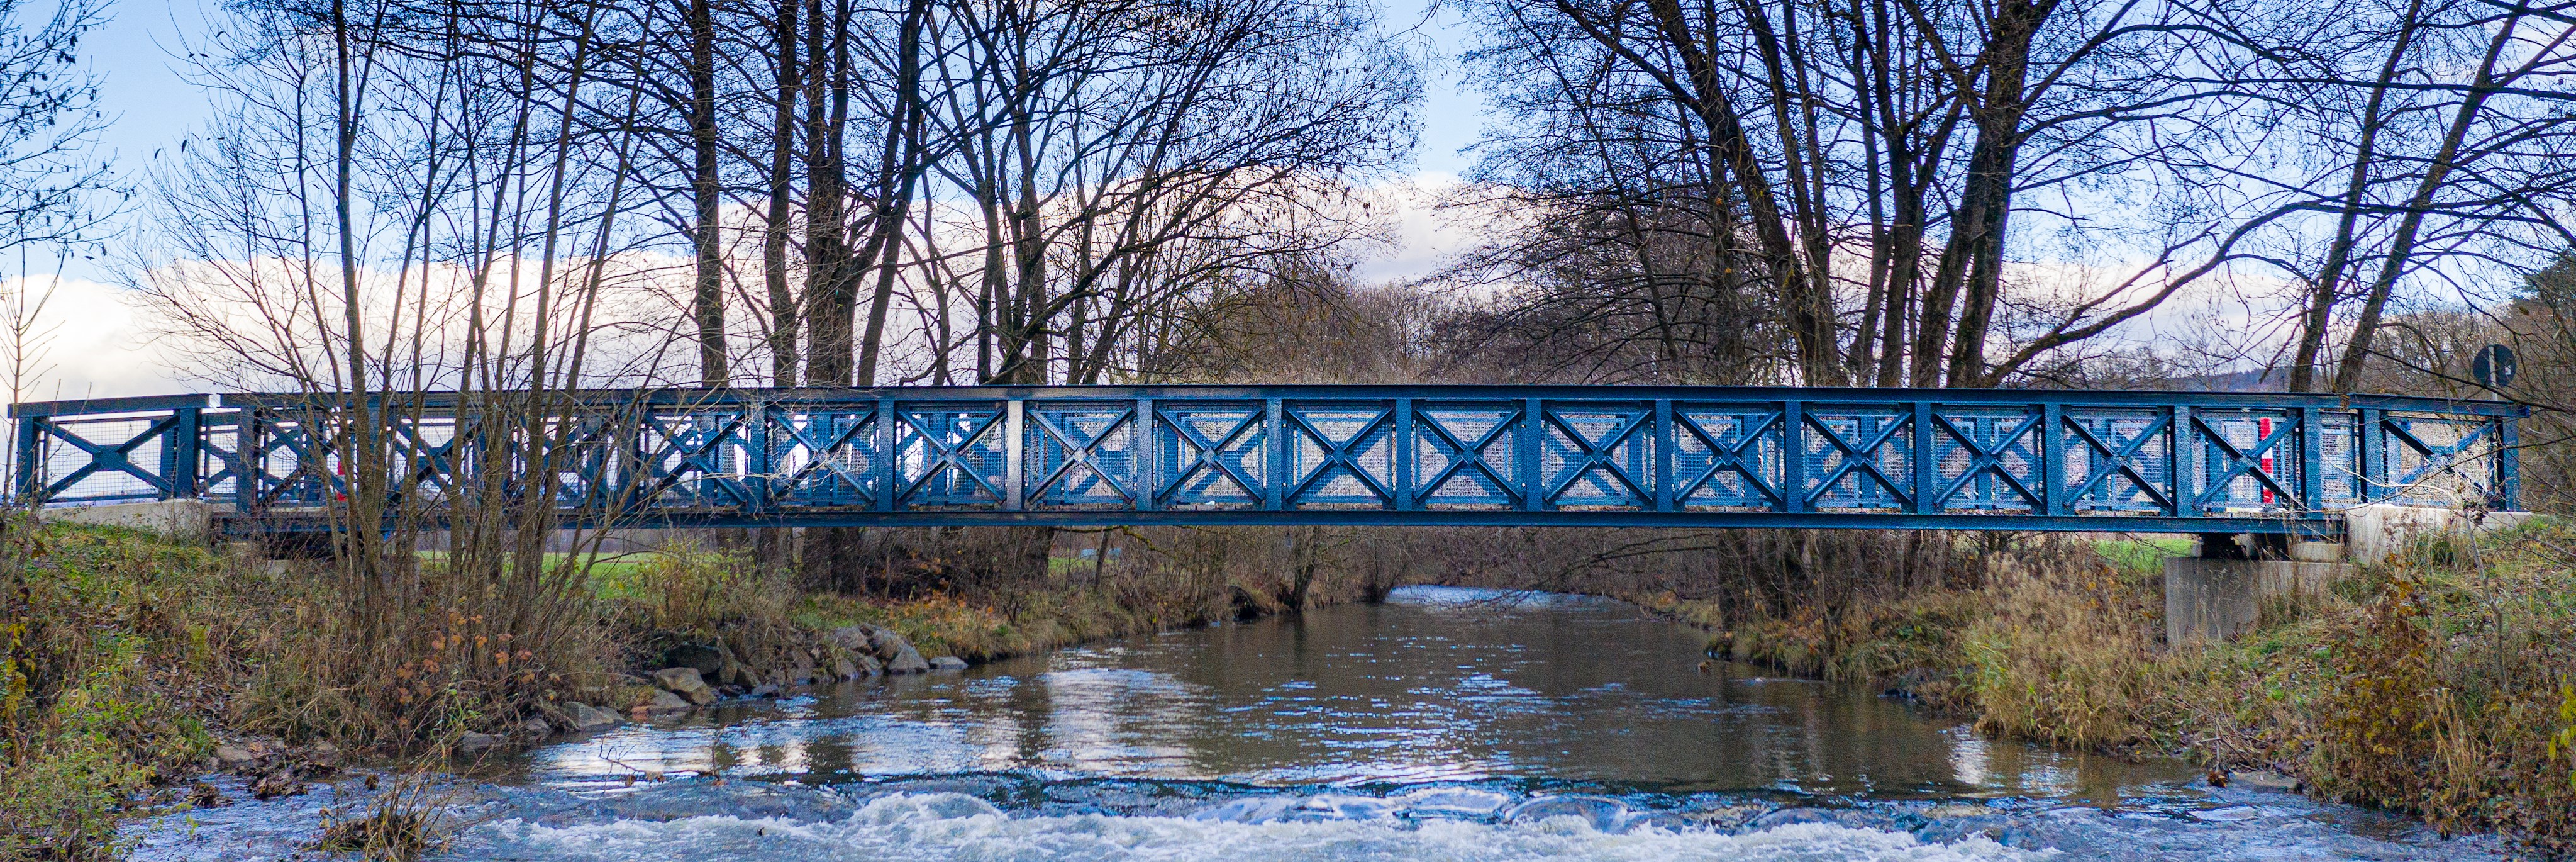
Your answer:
[9,393,218,419]
[8,385,2525,418]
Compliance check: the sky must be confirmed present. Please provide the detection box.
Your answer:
[14,0,1493,400]
[7,0,2251,401]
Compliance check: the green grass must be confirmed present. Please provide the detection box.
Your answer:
[2094,535,2192,577]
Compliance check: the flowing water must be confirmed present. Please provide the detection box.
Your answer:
[125,586,2499,860]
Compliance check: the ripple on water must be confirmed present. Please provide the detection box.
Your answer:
[457,792,2042,862]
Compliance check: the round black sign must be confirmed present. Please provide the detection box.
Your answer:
[2473,344,2517,389]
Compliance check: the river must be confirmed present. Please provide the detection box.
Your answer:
[123,586,2499,860]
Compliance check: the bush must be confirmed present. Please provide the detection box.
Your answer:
[0,520,225,858]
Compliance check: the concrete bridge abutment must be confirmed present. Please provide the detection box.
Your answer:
[2163,504,2535,644]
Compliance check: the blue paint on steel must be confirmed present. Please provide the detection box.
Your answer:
[6,385,2525,534]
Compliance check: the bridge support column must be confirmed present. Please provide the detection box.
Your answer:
[2165,533,2351,645]
[37,500,221,542]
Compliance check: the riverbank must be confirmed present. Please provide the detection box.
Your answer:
[1643,526,2576,854]
[0,520,1362,859]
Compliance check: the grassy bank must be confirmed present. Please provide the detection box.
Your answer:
[0,520,1366,858]
[1660,526,2576,853]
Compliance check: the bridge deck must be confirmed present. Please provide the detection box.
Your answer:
[10,385,2523,534]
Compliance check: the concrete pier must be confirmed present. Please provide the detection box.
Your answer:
[2165,504,2535,644]
[37,499,221,542]
[2164,556,2350,644]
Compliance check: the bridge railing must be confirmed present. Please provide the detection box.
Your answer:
[7,386,2526,532]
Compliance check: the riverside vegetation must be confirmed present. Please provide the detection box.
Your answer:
[0,518,1384,859]
[1652,524,2576,854]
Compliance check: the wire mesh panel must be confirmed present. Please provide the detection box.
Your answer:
[775,408,882,508]
[1928,408,2040,512]
[1026,401,1140,510]
[2316,411,2362,508]
[1154,403,1267,509]
[2382,412,2499,507]
[23,413,179,503]
[2059,408,2174,515]
[1284,401,1396,509]
[2192,408,2303,515]
[895,403,1006,510]
[1804,406,1914,512]
[1672,405,1785,511]
[1411,401,1521,510]
[1539,401,1654,510]
[631,411,760,510]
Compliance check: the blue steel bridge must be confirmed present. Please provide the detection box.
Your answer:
[7,385,2524,535]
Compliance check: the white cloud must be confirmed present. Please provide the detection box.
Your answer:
[0,276,191,402]
[1350,171,1478,284]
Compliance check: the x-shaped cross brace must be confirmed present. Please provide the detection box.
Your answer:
[33,414,188,500]
[1284,408,1395,506]
[1028,407,1138,505]
[636,413,754,507]
[1415,408,1523,507]
[2192,413,2300,510]
[248,418,343,506]
[1673,411,1784,507]
[388,415,480,500]
[779,412,880,503]
[1931,412,2043,510]
[2062,414,2174,512]
[896,409,1006,505]
[2385,418,2488,490]
[1157,408,1265,505]
[1541,408,1653,507]
[1806,413,1915,509]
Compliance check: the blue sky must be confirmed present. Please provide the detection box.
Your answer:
[69,0,1489,243]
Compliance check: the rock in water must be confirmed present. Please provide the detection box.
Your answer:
[213,743,259,768]
[457,732,506,753]
[653,667,716,705]
[826,626,874,652]
[928,656,968,671]
[565,702,623,731]
[660,643,726,677]
[644,691,692,713]
[880,634,931,674]
[2226,770,2301,791]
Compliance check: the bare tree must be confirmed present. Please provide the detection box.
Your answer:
[0,0,113,254]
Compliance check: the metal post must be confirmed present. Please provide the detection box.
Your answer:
[746,400,772,514]
[2174,405,2197,516]
[2297,407,2321,512]
[1002,398,1024,511]
[877,399,899,512]
[2496,414,2520,510]
[1265,398,1286,510]
[1393,398,1414,510]
[14,415,39,503]
[1653,399,1674,512]
[2041,403,2064,516]
[1519,397,1543,511]
[1911,401,1935,514]
[171,407,203,498]
[1782,400,1807,513]
[1135,398,1157,511]
[2359,407,2385,503]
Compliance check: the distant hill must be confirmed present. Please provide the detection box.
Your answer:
[2162,367,2292,393]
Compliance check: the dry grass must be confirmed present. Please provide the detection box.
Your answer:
[308,773,454,861]
[1675,524,2576,853]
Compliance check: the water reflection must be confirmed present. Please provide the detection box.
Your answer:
[522,587,2187,801]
